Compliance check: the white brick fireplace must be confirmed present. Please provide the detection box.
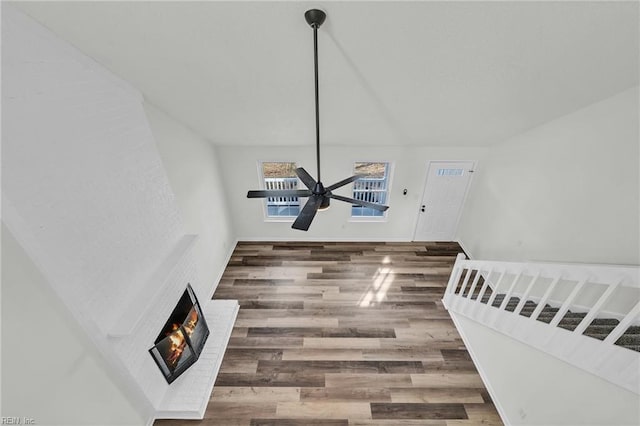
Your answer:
[2,6,237,423]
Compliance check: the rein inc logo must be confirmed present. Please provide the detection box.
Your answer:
[1,418,35,425]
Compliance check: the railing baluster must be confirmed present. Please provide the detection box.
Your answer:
[445,254,467,295]
[514,272,541,315]
[530,274,562,321]
[458,268,474,297]
[604,300,640,345]
[573,278,623,335]
[475,267,495,304]
[486,269,507,307]
[466,268,483,300]
[499,270,524,310]
[549,277,588,327]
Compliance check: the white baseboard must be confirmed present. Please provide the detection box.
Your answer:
[207,238,239,300]
[235,236,414,242]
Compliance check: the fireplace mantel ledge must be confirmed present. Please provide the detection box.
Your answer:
[108,234,198,337]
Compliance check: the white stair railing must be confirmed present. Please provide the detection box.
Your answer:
[443,254,640,394]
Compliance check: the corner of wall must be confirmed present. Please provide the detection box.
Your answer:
[456,238,474,260]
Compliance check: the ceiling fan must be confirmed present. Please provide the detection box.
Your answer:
[247,9,389,231]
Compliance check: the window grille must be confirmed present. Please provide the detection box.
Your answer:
[437,168,464,176]
[261,162,300,217]
[352,162,389,218]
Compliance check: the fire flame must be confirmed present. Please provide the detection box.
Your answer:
[164,309,200,367]
[166,329,186,366]
[183,308,199,337]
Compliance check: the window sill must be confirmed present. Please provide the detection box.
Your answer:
[348,216,388,223]
[264,217,296,223]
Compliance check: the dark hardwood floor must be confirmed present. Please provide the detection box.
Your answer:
[156,241,503,426]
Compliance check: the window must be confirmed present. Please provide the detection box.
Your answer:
[261,162,300,217]
[351,162,390,218]
[437,168,464,176]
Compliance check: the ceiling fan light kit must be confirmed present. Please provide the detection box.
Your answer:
[247,9,389,231]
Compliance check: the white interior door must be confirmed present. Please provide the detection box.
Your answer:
[413,161,475,241]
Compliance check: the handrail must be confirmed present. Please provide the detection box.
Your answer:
[447,257,639,289]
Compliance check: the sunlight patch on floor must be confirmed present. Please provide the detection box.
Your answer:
[358,257,395,307]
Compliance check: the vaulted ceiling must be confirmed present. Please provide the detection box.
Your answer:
[10,1,639,147]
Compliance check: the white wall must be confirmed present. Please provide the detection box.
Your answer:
[1,6,223,424]
[457,87,640,265]
[217,145,486,240]
[452,313,640,425]
[1,224,145,425]
[144,103,235,297]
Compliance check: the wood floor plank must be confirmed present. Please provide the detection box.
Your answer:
[256,360,425,375]
[252,420,347,426]
[282,349,365,361]
[218,359,258,374]
[203,402,277,419]
[300,387,392,403]
[361,348,444,362]
[422,360,480,373]
[410,373,486,388]
[394,328,461,340]
[445,421,502,426]
[233,279,296,286]
[226,337,303,348]
[231,327,249,337]
[234,318,338,328]
[157,419,251,426]
[221,348,284,360]
[247,327,396,338]
[324,373,413,388]
[463,402,503,422]
[268,317,340,327]
[276,402,372,419]
[370,402,468,420]
[348,420,447,426]
[389,388,485,403]
[338,318,411,329]
[214,372,325,387]
[211,386,301,403]
[303,337,381,349]
[379,340,465,350]
[154,241,501,425]
[239,300,304,309]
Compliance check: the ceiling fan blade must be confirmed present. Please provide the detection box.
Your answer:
[247,189,312,198]
[329,194,389,211]
[325,174,363,191]
[295,167,317,190]
[292,195,322,231]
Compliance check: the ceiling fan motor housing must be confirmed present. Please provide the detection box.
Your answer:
[313,181,327,195]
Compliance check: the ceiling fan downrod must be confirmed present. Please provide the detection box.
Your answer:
[305,9,326,184]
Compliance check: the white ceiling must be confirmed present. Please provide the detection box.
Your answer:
[10,1,639,147]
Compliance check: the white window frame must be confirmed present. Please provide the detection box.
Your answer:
[349,161,393,222]
[257,161,303,222]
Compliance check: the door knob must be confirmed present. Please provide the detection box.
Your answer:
[421,205,425,212]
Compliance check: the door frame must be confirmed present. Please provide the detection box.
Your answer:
[412,160,477,241]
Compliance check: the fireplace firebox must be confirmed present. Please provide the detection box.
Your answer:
[149,284,209,384]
